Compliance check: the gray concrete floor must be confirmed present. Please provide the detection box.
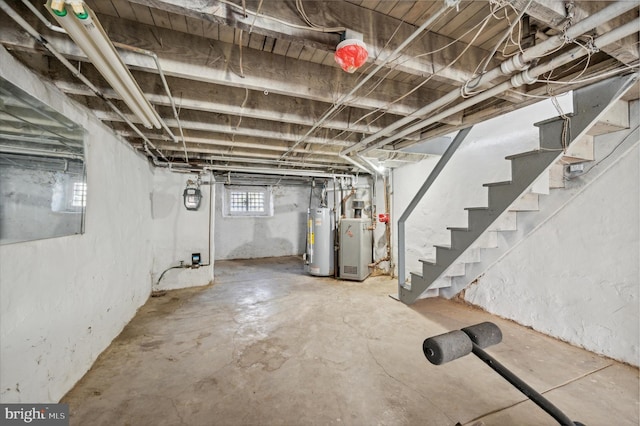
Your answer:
[63,256,639,425]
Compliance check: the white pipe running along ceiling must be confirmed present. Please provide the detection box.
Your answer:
[0,0,637,175]
[343,1,639,156]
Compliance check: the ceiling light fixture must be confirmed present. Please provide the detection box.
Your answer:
[334,30,368,73]
[46,0,161,129]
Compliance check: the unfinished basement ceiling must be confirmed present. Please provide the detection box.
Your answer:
[0,0,638,175]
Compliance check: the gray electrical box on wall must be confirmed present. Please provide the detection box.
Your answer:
[339,218,372,281]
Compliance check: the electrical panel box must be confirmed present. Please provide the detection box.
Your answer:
[339,218,372,281]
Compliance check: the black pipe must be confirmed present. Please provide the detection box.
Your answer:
[471,343,584,426]
[155,264,189,287]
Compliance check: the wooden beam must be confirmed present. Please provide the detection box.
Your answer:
[120,131,341,155]
[91,108,354,146]
[125,0,493,84]
[35,59,405,135]
[512,0,639,66]
[0,13,444,117]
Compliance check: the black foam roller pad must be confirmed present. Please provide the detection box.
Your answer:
[423,330,473,365]
[461,322,503,349]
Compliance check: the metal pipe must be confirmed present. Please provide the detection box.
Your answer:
[397,127,471,289]
[161,153,352,170]
[364,17,640,155]
[112,42,186,151]
[280,1,454,159]
[0,1,172,165]
[112,42,181,145]
[356,154,386,175]
[17,0,183,154]
[333,177,338,279]
[202,164,356,179]
[339,153,377,175]
[0,144,84,160]
[471,344,580,425]
[19,0,65,33]
[343,1,637,156]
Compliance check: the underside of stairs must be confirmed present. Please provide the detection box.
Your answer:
[398,73,637,305]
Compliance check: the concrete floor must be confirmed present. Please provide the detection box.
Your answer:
[63,256,639,425]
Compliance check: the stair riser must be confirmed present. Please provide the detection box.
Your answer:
[401,75,636,305]
[487,184,532,211]
[467,210,498,231]
[421,263,447,282]
[450,229,482,249]
[435,247,464,266]
[538,119,567,151]
[510,152,562,184]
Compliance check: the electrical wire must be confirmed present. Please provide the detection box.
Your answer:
[248,0,264,33]
[470,0,533,89]
[289,3,460,142]
[323,8,496,149]
[565,125,639,180]
[295,0,346,33]
[318,1,520,153]
[542,64,640,85]
[216,0,345,33]
[317,10,492,147]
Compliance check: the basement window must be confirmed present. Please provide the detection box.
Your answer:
[71,182,87,207]
[51,172,87,213]
[223,186,273,217]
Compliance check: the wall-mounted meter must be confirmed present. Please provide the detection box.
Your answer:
[183,180,202,211]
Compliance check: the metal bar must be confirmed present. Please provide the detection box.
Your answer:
[396,127,472,289]
[471,343,580,426]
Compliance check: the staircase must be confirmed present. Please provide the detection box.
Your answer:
[398,74,637,305]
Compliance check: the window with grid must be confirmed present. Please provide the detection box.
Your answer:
[224,186,273,217]
[72,182,87,207]
[230,191,265,213]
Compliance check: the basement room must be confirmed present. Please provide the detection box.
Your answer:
[0,1,638,425]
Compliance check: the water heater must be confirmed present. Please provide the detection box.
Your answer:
[306,207,335,276]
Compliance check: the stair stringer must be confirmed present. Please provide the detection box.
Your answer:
[441,120,639,298]
[399,73,637,305]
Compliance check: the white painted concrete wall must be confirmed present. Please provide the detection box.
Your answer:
[392,94,639,364]
[214,183,308,260]
[392,96,573,276]
[151,170,214,290]
[0,167,83,243]
[464,103,639,365]
[0,47,154,403]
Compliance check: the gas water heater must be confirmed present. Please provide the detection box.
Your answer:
[306,207,335,276]
[339,218,372,281]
